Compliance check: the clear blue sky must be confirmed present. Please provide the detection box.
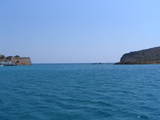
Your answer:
[1,0,160,63]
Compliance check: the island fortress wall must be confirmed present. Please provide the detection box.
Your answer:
[11,57,32,65]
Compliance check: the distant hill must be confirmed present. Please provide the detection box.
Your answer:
[117,47,160,64]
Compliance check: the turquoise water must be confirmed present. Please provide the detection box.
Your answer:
[0,64,160,120]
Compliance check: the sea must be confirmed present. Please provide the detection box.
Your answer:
[0,64,160,120]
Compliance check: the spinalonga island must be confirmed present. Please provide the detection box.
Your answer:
[0,54,32,66]
[116,47,160,64]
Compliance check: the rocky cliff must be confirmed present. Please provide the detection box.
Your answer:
[117,47,160,64]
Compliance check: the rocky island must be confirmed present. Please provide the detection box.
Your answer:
[117,47,160,64]
[0,54,32,66]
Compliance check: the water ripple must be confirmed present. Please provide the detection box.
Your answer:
[0,64,160,120]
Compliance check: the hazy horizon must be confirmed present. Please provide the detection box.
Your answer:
[1,0,160,63]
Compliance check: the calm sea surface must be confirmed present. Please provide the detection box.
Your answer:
[0,64,160,120]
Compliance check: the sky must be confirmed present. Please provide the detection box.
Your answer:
[0,0,160,63]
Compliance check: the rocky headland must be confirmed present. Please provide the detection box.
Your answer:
[117,47,160,64]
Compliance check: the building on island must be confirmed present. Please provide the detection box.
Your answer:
[11,57,32,65]
[0,55,31,66]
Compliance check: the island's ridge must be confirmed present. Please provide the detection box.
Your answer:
[116,47,160,64]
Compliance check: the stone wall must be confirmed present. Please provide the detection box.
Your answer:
[11,57,32,65]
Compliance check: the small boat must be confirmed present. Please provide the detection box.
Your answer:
[92,63,104,65]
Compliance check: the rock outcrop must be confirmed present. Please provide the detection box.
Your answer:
[117,47,160,64]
